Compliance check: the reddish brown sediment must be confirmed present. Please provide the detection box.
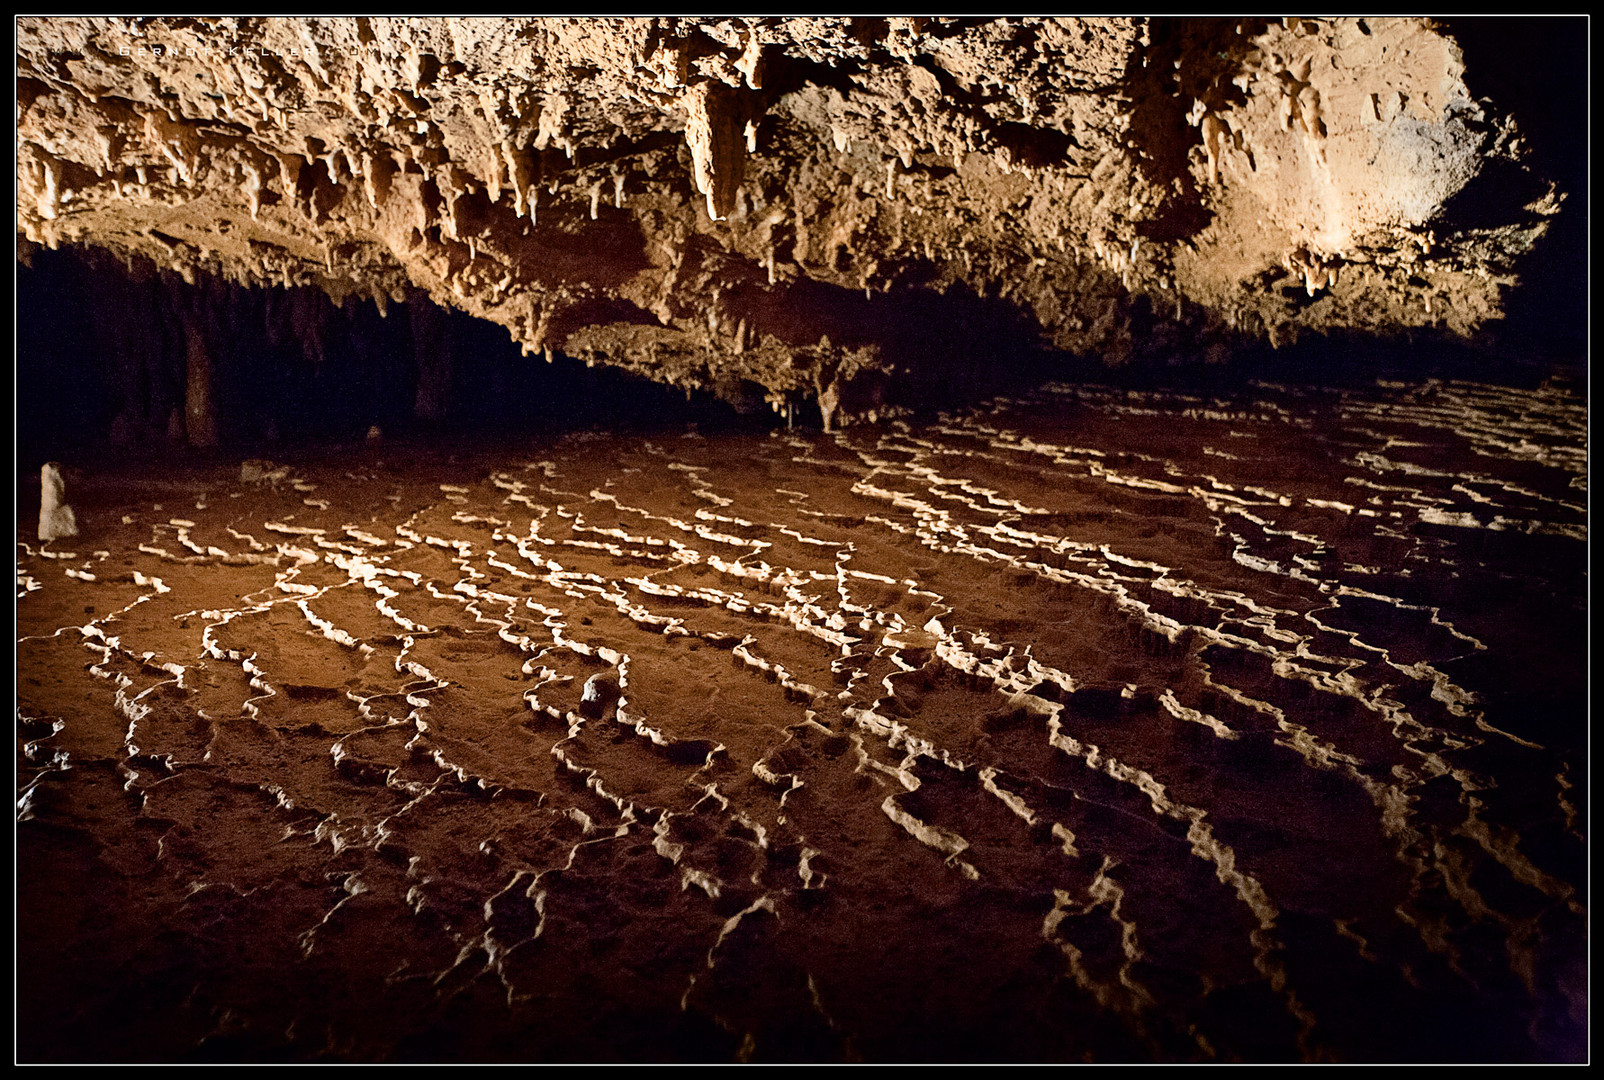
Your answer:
[16,377,1586,1062]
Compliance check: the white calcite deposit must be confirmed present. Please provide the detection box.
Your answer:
[14,18,1574,420]
[37,462,78,541]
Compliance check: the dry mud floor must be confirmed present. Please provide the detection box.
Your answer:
[16,375,1587,1062]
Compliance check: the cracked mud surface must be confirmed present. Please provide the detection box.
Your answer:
[16,374,1586,1062]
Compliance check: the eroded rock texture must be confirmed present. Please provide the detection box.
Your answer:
[15,17,1571,421]
[16,376,1587,1061]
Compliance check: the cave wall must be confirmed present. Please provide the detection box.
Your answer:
[15,17,1580,424]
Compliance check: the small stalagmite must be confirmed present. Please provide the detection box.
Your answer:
[38,462,78,541]
[579,672,622,719]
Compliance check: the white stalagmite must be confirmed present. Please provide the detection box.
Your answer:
[39,462,78,541]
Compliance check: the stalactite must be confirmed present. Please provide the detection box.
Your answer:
[533,93,569,153]
[183,315,219,448]
[683,81,747,221]
[10,15,1576,408]
[37,154,61,221]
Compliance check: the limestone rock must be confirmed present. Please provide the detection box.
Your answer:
[38,462,78,541]
[14,17,1574,417]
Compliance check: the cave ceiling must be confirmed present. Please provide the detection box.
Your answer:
[14,17,1575,420]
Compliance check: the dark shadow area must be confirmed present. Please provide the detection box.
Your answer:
[759,273,1073,406]
[1443,16,1588,365]
[1435,155,1554,233]
[1104,330,1585,402]
[14,245,760,473]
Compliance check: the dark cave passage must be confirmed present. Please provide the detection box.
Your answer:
[16,243,1583,476]
[16,246,774,468]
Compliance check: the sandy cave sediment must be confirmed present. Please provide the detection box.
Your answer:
[15,375,1589,1062]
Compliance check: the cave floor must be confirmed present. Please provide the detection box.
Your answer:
[15,374,1587,1062]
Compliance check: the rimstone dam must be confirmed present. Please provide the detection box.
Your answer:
[13,17,1588,1062]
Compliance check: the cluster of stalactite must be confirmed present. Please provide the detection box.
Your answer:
[14,17,1577,422]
